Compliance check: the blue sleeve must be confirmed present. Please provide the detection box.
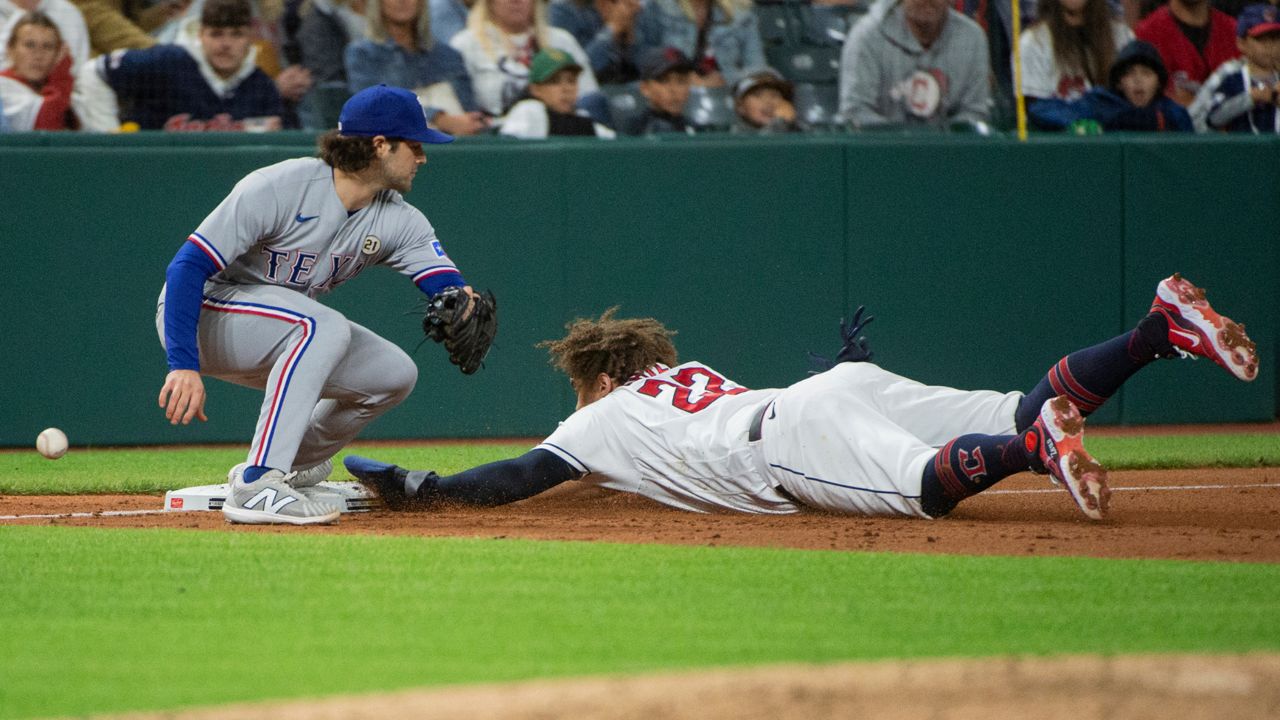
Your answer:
[345,42,380,94]
[246,71,285,118]
[550,2,616,73]
[163,241,218,371]
[415,270,467,296]
[735,10,766,78]
[99,45,183,99]
[429,0,467,44]
[427,449,580,506]
[1027,97,1085,130]
[1165,100,1194,132]
[439,44,478,112]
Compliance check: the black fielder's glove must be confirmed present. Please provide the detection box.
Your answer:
[807,305,875,374]
[423,286,497,375]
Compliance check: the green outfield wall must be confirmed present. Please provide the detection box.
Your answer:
[0,133,1275,446]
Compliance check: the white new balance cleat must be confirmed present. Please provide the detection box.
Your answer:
[1030,396,1111,521]
[290,458,333,488]
[223,463,340,525]
[1150,273,1258,382]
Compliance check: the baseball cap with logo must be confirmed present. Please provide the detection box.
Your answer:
[639,46,695,81]
[338,84,453,144]
[529,48,583,84]
[1238,3,1280,37]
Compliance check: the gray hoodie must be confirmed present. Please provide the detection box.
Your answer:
[838,0,990,127]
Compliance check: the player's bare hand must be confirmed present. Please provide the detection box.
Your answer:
[1249,84,1273,105]
[459,285,479,320]
[433,111,489,136]
[159,369,208,425]
[275,65,313,102]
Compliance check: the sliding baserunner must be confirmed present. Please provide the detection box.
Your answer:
[347,274,1257,521]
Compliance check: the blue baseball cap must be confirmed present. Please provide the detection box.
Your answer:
[338,85,453,144]
[1238,3,1280,37]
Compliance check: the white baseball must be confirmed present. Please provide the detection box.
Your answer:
[37,428,68,460]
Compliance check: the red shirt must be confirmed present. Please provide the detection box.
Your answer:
[1135,5,1240,105]
[0,54,76,130]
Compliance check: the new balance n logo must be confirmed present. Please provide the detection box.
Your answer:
[244,487,298,514]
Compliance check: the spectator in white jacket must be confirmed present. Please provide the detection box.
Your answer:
[449,0,596,115]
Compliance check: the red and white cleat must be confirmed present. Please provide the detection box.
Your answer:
[1150,273,1258,382]
[1030,396,1110,521]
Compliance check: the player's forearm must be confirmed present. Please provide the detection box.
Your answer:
[163,243,217,371]
[417,449,577,506]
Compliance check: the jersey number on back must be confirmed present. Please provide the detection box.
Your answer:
[636,366,747,413]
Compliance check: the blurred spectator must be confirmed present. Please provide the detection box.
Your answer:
[68,0,188,56]
[621,44,693,133]
[0,0,89,67]
[1135,0,1239,104]
[1190,3,1280,130]
[297,0,366,87]
[1019,0,1133,129]
[549,0,641,83]
[499,46,614,134]
[731,67,805,132]
[346,0,487,135]
[75,0,284,130]
[839,0,990,127]
[1031,38,1194,129]
[634,0,764,87]
[152,0,312,119]
[450,0,597,114]
[954,0,1036,118]
[429,0,469,40]
[0,11,79,128]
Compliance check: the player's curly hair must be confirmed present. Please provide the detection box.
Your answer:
[318,131,404,172]
[538,308,678,386]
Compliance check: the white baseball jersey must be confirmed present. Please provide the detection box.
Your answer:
[538,362,796,514]
[538,361,1022,518]
[184,157,460,297]
[1017,21,1133,100]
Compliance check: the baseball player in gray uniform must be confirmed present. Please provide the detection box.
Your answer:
[157,84,489,526]
[345,274,1257,522]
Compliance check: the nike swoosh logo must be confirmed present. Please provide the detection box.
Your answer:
[1169,327,1201,348]
[768,404,777,420]
[295,213,319,223]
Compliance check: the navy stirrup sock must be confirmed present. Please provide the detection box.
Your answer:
[1014,315,1169,431]
[919,433,1033,517]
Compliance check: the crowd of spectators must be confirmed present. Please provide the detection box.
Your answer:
[1,0,1278,135]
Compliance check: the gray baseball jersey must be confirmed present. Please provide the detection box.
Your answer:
[156,157,463,474]
[186,157,460,295]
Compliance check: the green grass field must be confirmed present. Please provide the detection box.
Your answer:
[1,434,1278,718]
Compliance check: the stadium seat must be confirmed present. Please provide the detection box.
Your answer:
[800,3,866,46]
[684,85,735,131]
[600,83,646,132]
[754,1,803,46]
[793,82,842,128]
[767,45,842,84]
